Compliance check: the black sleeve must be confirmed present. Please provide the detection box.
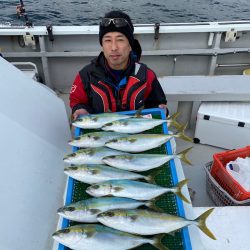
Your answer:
[144,77,167,109]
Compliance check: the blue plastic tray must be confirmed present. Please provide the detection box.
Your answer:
[58,108,192,250]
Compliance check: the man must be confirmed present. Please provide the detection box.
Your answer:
[70,10,167,120]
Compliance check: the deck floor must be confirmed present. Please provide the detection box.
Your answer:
[176,128,226,207]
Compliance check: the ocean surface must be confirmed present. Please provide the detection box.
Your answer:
[1,0,250,26]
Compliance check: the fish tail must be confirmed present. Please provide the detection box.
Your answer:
[167,111,180,120]
[145,168,162,184]
[167,112,183,131]
[152,234,170,250]
[175,179,191,204]
[175,123,193,142]
[195,208,216,240]
[170,120,184,131]
[134,106,144,117]
[145,199,163,212]
[177,147,193,166]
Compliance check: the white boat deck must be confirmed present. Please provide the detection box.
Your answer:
[176,128,223,207]
[175,130,250,250]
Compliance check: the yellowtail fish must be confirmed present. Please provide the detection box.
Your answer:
[57,197,157,223]
[97,208,216,240]
[64,164,156,184]
[68,132,130,148]
[52,224,169,250]
[103,147,193,171]
[72,113,133,129]
[63,147,126,165]
[101,112,184,134]
[101,118,165,134]
[105,128,192,152]
[86,179,190,203]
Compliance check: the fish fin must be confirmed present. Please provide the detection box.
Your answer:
[152,234,169,250]
[145,200,163,212]
[174,123,193,142]
[170,121,184,131]
[86,231,96,238]
[92,136,100,141]
[103,122,113,126]
[145,168,162,184]
[86,149,95,156]
[128,215,138,222]
[177,147,193,166]
[113,187,123,192]
[128,138,137,143]
[175,179,191,204]
[89,209,102,215]
[178,122,188,131]
[87,169,100,175]
[134,106,144,117]
[92,117,98,121]
[195,208,216,240]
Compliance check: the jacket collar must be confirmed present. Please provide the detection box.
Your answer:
[90,52,136,82]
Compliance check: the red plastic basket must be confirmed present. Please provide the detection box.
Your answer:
[210,146,250,201]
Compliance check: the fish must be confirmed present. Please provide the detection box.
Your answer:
[72,112,133,129]
[166,112,183,131]
[64,164,156,184]
[63,147,126,165]
[101,112,184,134]
[52,224,169,250]
[86,179,190,203]
[57,197,157,223]
[103,147,193,171]
[68,132,129,148]
[97,208,216,240]
[105,127,192,153]
[101,117,166,134]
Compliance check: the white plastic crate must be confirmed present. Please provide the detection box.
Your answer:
[194,102,250,149]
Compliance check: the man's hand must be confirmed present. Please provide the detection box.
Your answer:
[72,108,89,120]
[158,104,167,110]
[158,104,169,117]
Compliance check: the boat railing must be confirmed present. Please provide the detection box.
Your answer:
[159,75,250,128]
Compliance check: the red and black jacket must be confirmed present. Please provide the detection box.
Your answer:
[70,52,166,114]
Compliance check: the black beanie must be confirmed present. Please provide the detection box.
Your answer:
[99,10,134,47]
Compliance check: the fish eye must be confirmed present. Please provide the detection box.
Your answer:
[91,185,100,189]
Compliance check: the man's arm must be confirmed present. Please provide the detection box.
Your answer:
[144,69,167,110]
[69,73,92,119]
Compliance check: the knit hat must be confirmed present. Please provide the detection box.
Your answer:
[99,10,134,47]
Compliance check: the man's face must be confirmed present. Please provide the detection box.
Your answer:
[102,32,131,70]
